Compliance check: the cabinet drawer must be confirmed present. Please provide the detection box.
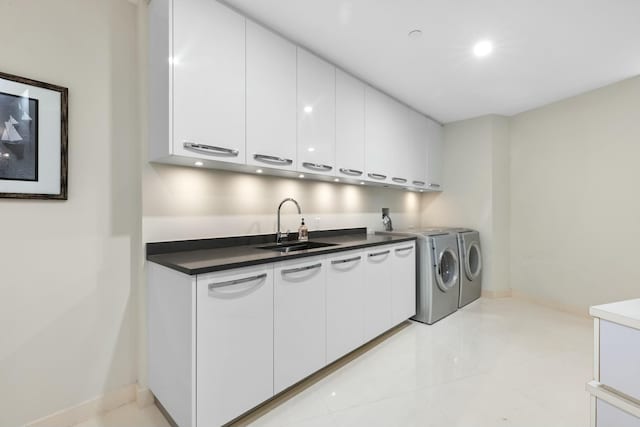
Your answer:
[596,398,640,427]
[600,320,640,400]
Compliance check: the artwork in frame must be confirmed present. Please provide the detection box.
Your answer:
[0,71,68,199]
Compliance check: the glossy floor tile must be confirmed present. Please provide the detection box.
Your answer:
[74,298,592,427]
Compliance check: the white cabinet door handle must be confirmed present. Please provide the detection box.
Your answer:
[331,256,361,265]
[368,173,387,180]
[412,180,426,187]
[183,142,239,157]
[429,183,441,188]
[208,273,267,294]
[395,246,413,253]
[282,263,322,275]
[392,177,407,184]
[368,250,390,257]
[302,162,333,172]
[339,168,363,176]
[254,154,294,165]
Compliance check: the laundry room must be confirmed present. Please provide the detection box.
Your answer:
[1,1,639,426]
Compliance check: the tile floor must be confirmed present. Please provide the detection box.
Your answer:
[74,298,593,427]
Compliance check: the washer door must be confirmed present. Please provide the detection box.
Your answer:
[464,242,482,281]
[436,248,459,292]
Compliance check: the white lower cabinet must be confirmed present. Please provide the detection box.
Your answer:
[596,398,640,427]
[599,320,640,400]
[326,250,365,363]
[148,240,416,426]
[363,246,393,341]
[196,265,274,427]
[589,300,640,427]
[391,242,417,325]
[274,256,327,393]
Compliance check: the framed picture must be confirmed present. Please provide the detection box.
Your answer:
[0,71,68,199]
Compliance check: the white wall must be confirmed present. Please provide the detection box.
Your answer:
[143,164,423,242]
[421,115,510,295]
[510,76,640,311]
[0,1,141,425]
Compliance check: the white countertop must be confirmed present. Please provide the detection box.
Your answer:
[590,298,640,330]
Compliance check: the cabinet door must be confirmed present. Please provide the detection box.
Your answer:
[335,70,365,180]
[246,21,297,171]
[391,242,417,325]
[274,257,326,393]
[297,49,336,176]
[388,105,412,187]
[196,265,274,427]
[172,0,245,164]
[426,118,444,191]
[364,87,393,184]
[326,250,365,363]
[363,246,393,341]
[408,110,428,189]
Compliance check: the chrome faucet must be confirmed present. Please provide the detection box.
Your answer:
[277,198,302,243]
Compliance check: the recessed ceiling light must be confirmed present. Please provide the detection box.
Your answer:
[256,169,263,174]
[303,105,313,114]
[334,178,339,182]
[360,181,365,185]
[194,161,203,167]
[408,29,422,39]
[307,147,315,152]
[473,40,493,57]
[299,174,305,178]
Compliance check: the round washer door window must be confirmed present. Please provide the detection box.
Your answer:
[436,248,459,292]
[465,242,482,280]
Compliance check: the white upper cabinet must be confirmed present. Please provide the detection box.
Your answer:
[335,70,365,179]
[408,110,429,189]
[364,87,393,184]
[388,105,412,186]
[425,118,444,191]
[365,87,407,185]
[297,49,336,176]
[148,0,443,192]
[171,0,246,164]
[246,21,297,171]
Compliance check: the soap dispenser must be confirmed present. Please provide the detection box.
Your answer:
[298,218,309,241]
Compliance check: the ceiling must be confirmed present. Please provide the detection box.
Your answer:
[223,0,640,123]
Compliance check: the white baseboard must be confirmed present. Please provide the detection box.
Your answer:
[136,385,155,408]
[26,384,137,427]
[481,289,512,298]
[511,289,590,318]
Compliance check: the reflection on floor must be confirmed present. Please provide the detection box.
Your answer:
[74,298,592,427]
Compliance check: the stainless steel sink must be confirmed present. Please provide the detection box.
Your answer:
[257,241,338,253]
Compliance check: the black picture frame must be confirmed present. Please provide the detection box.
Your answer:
[0,71,68,200]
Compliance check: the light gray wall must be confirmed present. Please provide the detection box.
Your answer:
[509,75,640,311]
[0,1,140,425]
[422,115,511,295]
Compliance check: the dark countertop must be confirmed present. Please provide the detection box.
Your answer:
[146,228,416,275]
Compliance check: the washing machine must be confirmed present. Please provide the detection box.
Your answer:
[456,229,482,307]
[377,229,460,324]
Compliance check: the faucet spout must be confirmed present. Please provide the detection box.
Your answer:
[277,198,302,243]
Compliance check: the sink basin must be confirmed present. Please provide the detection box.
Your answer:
[258,241,338,253]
